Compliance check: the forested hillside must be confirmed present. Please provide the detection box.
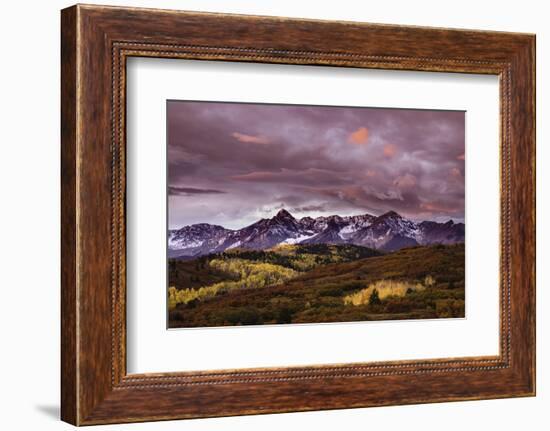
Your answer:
[168,243,465,328]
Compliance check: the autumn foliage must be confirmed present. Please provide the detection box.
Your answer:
[168,243,465,327]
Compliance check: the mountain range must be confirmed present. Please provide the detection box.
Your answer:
[168,209,464,259]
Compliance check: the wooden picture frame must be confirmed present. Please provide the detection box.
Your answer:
[61,4,535,425]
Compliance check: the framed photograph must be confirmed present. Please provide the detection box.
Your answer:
[165,100,466,329]
[61,4,535,425]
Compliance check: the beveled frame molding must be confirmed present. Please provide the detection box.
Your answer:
[61,4,535,425]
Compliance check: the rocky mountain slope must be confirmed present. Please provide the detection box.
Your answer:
[168,209,464,258]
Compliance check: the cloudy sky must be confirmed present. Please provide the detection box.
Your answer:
[167,101,465,230]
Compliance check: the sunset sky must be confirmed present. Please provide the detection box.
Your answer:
[167,101,465,230]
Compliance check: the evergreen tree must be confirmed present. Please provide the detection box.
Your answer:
[369,288,381,305]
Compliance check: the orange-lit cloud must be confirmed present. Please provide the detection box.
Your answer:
[339,186,367,202]
[393,173,416,189]
[457,153,465,160]
[383,144,397,158]
[365,169,377,178]
[450,167,462,178]
[348,127,369,145]
[420,201,457,212]
[231,132,270,145]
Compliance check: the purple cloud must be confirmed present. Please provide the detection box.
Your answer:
[167,101,465,229]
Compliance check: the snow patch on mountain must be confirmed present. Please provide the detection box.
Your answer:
[282,233,317,245]
[169,238,204,249]
[226,240,241,250]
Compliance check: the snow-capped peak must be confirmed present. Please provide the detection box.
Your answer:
[169,209,464,257]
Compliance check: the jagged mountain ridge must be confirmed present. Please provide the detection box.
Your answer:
[168,209,464,258]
